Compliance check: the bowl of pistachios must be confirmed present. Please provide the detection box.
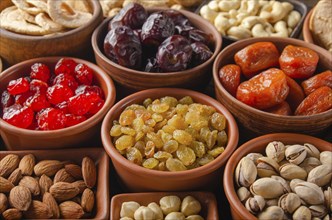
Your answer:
[223,133,332,220]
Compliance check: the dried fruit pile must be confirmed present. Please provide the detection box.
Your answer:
[110,96,228,171]
[120,195,203,220]
[218,42,332,116]
[103,3,214,72]
[0,154,97,219]
[0,58,105,130]
[235,142,332,219]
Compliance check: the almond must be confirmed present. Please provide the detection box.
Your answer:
[72,180,87,194]
[43,192,60,219]
[65,164,83,180]
[23,200,52,219]
[82,157,96,188]
[34,160,64,176]
[50,182,80,202]
[0,193,8,214]
[54,168,75,183]
[2,208,22,220]
[0,154,20,178]
[19,176,40,196]
[8,168,22,185]
[81,188,94,213]
[59,201,84,219]
[18,154,35,176]
[9,186,31,211]
[0,177,14,193]
[39,174,53,195]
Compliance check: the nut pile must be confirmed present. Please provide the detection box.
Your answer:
[0,0,93,36]
[0,154,97,219]
[110,96,228,171]
[200,0,301,39]
[120,195,203,220]
[235,141,332,220]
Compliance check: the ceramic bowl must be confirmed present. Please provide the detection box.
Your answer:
[223,133,332,220]
[213,37,332,135]
[101,88,238,192]
[0,57,116,150]
[92,8,222,92]
[111,191,219,219]
[0,147,110,219]
[0,0,103,66]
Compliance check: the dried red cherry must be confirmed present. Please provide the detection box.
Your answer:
[30,63,50,82]
[67,92,100,116]
[7,77,30,95]
[3,104,34,128]
[190,42,213,66]
[25,93,50,112]
[52,73,78,91]
[36,107,66,130]
[75,85,104,99]
[55,101,69,114]
[1,91,14,109]
[46,84,74,105]
[74,63,94,85]
[54,58,77,76]
[15,91,34,105]
[30,79,48,94]
[89,99,105,114]
[156,35,192,72]
[144,58,160,72]
[65,114,86,127]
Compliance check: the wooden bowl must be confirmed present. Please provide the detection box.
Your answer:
[213,37,332,135]
[92,8,222,91]
[101,88,238,192]
[223,133,332,220]
[0,147,110,220]
[111,191,219,219]
[302,9,314,45]
[0,0,103,66]
[0,57,116,150]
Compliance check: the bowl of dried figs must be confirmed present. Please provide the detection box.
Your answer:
[213,37,332,135]
[0,57,116,150]
[92,3,222,91]
[101,88,238,192]
[0,0,103,65]
[223,133,332,220]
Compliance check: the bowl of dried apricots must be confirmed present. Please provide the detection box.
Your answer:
[213,37,332,135]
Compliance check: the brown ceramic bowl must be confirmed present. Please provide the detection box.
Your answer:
[213,37,332,135]
[223,133,332,220]
[0,0,103,66]
[92,8,222,91]
[111,191,218,219]
[0,147,110,219]
[302,9,314,45]
[101,88,238,192]
[0,57,116,150]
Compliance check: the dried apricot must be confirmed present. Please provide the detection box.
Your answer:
[279,45,319,79]
[295,86,332,116]
[285,76,305,111]
[301,70,332,96]
[236,68,289,110]
[234,42,279,79]
[264,101,292,116]
[218,64,241,96]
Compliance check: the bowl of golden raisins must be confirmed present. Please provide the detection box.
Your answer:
[101,88,238,192]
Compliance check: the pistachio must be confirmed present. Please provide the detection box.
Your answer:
[245,195,265,214]
[278,193,301,214]
[285,145,307,165]
[307,164,332,187]
[266,141,285,162]
[320,151,332,166]
[278,159,289,166]
[294,182,324,205]
[265,199,278,207]
[303,143,320,159]
[309,205,328,218]
[323,215,331,220]
[250,178,284,199]
[293,206,311,220]
[289,179,305,192]
[246,153,263,165]
[258,206,284,220]
[279,163,307,180]
[237,187,251,203]
[299,157,322,173]
[235,157,257,187]
[324,187,332,212]
[271,175,291,193]
[256,157,280,178]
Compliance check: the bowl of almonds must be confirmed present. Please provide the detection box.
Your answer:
[0,148,110,219]
[223,133,332,220]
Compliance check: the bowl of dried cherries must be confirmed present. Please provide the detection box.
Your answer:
[213,37,332,135]
[0,57,116,150]
[92,3,222,91]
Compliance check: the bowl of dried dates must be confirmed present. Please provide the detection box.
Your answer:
[0,0,103,66]
[101,88,238,192]
[223,133,332,220]
[213,37,332,135]
[0,57,116,150]
[92,3,222,91]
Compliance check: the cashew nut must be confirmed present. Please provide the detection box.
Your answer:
[236,12,249,23]
[252,23,274,37]
[214,13,230,35]
[286,10,301,28]
[241,16,266,29]
[246,0,260,15]
[271,20,289,37]
[227,26,252,40]
[268,1,293,23]
[218,0,241,12]
[208,0,219,12]
[229,9,238,19]
[200,5,218,23]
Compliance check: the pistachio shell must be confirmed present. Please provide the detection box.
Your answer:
[320,151,332,166]
[266,141,285,162]
[271,175,291,193]
[323,214,331,220]
[279,163,307,180]
[299,157,322,173]
[251,178,284,199]
[290,179,305,192]
[258,206,284,220]
[245,195,265,214]
[307,164,332,187]
[285,145,307,165]
[294,182,324,205]
[237,187,251,203]
[256,157,280,178]
[266,199,278,207]
[235,157,257,187]
[293,206,311,220]
[246,153,264,165]
[303,143,320,159]
[309,205,328,218]
[278,193,301,214]
[324,187,332,212]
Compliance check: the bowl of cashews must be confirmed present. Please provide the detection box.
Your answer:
[0,0,103,66]
[197,0,308,46]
